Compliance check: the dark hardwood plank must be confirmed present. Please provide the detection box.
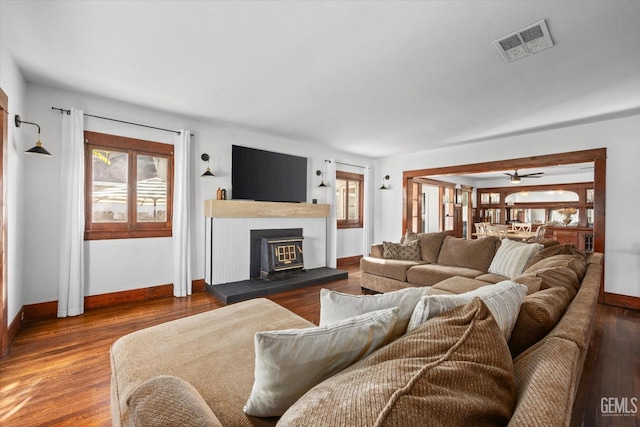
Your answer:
[0,266,636,426]
[571,304,640,426]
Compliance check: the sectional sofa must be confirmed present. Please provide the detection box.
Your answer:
[110,231,603,426]
[360,231,562,293]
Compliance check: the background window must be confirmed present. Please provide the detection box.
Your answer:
[336,171,363,229]
[85,131,174,240]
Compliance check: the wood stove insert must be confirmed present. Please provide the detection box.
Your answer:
[260,236,304,280]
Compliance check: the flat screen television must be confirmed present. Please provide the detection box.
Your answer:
[231,145,307,203]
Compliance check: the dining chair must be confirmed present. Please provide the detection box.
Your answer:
[512,222,532,232]
[527,225,547,243]
[474,222,487,238]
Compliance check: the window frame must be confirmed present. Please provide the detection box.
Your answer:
[336,171,364,229]
[84,131,174,240]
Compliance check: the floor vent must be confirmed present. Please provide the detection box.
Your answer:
[494,20,554,62]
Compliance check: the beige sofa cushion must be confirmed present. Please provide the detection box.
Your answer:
[319,287,431,340]
[508,286,572,357]
[128,376,222,427]
[434,275,540,296]
[515,266,580,299]
[437,235,498,271]
[244,307,399,417]
[431,276,491,294]
[360,257,425,282]
[475,272,508,284]
[476,273,541,295]
[406,264,485,287]
[407,281,527,341]
[525,254,587,282]
[524,243,587,270]
[277,299,516,427]
[403,230,448,263]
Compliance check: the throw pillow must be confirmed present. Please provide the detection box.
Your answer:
[277,299,516,427]
[489,239,542,279]
[508,286,573,357]
[514,266,580,299]
[319,287,431,340]
[437,235,499,271]
[243,307,399,417]
[382,239,421,260]
[407,280,527,341]
[524,243,588,270]
[525,254,587,282]
[127,375,222,427]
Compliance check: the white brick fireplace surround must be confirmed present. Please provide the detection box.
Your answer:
[204,200,330,286]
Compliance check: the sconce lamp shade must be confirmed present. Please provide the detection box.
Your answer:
[380,175,390,190]
[316,170,328,187]
[200,153,215,177]
[201,167,215,177]
[25,140,52,156]
[15,114,52,156]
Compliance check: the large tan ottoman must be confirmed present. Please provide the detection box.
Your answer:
[110,298,314,427]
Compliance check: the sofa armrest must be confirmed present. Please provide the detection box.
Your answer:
[370,244,384,258]
[127,375,223,427]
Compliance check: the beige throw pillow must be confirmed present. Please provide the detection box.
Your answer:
[407,280,527,341]
[244,307,399,417]
[489,239,542,279]
[278,299,516,427]
[319,287,431,340]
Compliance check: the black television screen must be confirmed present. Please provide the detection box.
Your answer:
[232,145,307,203]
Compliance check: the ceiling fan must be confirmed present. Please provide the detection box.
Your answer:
[504,170,544,184]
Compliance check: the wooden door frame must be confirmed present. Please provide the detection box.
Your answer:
[1,87,8,356]
[402,148,606,298]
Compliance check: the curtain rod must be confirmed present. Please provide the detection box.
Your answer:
[329,160,367,169]
[51,107,194,137]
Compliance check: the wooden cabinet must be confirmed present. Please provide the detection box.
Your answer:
[546,227,594,251]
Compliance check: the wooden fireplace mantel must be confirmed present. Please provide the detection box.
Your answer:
[204,200,330,218]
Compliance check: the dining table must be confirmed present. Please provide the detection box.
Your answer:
[506,230,537,241]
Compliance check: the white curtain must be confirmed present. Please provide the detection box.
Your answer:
[172,130,192,297]
[362,166,373,257]
[58,108,85,317]
[325,160,337,268]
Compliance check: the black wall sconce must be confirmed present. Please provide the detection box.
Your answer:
[15,115,51,156]
[201,153,215,177]
[316,170,328,187]
[380,175,390,190]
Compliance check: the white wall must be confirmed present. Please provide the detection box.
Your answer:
[21,83,373,305]
[373,114,640,298]
[0,45,27,322]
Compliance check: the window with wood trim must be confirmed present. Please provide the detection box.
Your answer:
[84,131,174,240]
[336,171,364,229]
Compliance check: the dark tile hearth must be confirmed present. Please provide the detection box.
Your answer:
[206,267,348,304]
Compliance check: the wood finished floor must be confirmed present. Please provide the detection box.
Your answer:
[0,265,637,426]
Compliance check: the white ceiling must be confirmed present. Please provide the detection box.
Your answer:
[2,1,640,158]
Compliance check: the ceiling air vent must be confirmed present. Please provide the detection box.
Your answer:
[494,20,554,62]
